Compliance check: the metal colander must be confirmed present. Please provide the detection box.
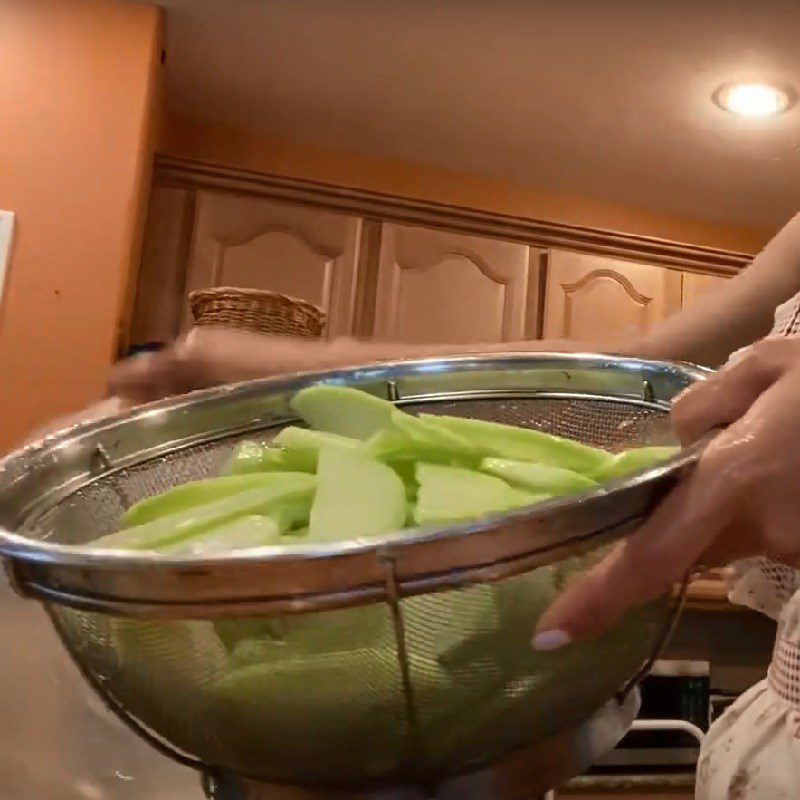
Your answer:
[0,354,708,800]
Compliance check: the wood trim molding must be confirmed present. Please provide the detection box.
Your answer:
[351,218,383,337]
[154,155,752,277]
[532,251,549,340]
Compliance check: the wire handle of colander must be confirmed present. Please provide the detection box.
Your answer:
[617,569,692,701]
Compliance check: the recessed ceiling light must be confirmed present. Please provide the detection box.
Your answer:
[713,82,796,118]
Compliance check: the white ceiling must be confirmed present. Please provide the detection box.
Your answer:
[156,0,800,229]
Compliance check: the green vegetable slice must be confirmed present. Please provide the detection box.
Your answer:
[223,441,317,475]
[95,478,315,551]
[414,463,547,525]
[216,604,389,656]
[120,472,312,529]
[481,458,596,496]
[308,447,406,542]
[390,409,479,456]
[161,515,282,556]
[593,445,679,482]
[420,413,613,474]
[272,426,360,454]
[290,385,395,439]
[366,427,477,467]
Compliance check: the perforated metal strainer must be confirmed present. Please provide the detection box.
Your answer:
[0,354,708,800]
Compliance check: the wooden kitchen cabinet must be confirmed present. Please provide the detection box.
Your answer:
[681,271,729,308]
[183,191,363,337]
[131,186,194,344]
[542,251,682,341]
[131,173,746,350]
[372,223,540,343]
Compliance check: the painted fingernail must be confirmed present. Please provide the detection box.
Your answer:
[531,629,573,652]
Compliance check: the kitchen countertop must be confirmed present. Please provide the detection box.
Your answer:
[560,772,695,794]
[0,576,198,800]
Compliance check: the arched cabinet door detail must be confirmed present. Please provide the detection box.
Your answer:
[373,223,539,343]
[184,191,362,337]
[543,250,681,341]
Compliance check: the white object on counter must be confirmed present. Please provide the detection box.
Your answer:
[630,718,705,744]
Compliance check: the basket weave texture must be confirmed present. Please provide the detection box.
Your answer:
[189,287,326,338]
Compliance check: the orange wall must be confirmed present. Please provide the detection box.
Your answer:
[0,1,161,450]
[161,115,769,255]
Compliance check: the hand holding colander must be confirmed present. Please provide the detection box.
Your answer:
[538,338,800,649]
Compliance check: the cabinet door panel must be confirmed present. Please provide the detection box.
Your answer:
[131,186,192,344]
[682,271,730,308]
[543,251,681,340]
[373,224,538,343]
[184,191,362,337]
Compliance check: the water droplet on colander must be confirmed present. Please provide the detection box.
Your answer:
[114,771,133,782]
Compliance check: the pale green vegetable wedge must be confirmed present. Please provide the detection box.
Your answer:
[94,478,315,551]
[216,604,389,655]
[212,645,475,778]
[414,463,547,525]
[120,472,312,529]
[267,498,314,533]
[391,409,480,456]
[161,515,282,556]
[481,458,596,496]
[367,427,478,467]
[214,619,282,651]
[291,384,480,456]
[367,428,447,463]
[291,385,395,439]
[272,426,360,454]
[384,457,419,498]
[420,413,613,474]
[110,618,227,756]
[367,427,477,500]
[230,637,286,667]
[593,445,680,482]
[309,447,406,542]
[223,441,316,475]
[213,646,453,734]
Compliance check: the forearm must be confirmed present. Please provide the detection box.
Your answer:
[635,213,800,367]
[175,329,627,389]
[113,213,800,404]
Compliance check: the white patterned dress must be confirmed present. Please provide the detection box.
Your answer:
[695,295,800,799]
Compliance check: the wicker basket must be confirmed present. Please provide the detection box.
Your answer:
[189,287,326,338]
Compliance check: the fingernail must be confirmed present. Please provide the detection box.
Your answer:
[531,629,573,652]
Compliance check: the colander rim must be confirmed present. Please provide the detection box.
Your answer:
[0,352,711,614]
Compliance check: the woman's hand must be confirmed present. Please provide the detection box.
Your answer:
[533,338,800,651]
[109,328,367,404]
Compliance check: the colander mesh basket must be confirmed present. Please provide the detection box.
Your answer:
[0,356,707,792]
